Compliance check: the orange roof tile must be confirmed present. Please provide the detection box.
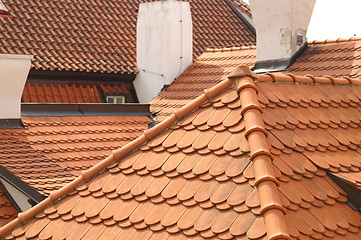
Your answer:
[0,116,151,197]
[22,82,130,103]
[229,0,252,18]
[152,38,361,122]
[151,46,256,122]
[0,0,255,74]
[0,187,17,227]
[22,83,101,103]
[2,67,360,239]
[289,37,361,79]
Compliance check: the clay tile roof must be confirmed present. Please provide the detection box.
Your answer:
[22,83,102,103]
[289,37,361,79]
[0,0,255,74]
[229,0,252,18]
[0,115,151,197]
[3,66,361,239]
[152,38,361,122]
[21,82,130,104]
[151,46,256,122]
[0,0,9,18]
[0,188,17,227]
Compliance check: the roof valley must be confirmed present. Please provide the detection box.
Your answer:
[232,66,291,239]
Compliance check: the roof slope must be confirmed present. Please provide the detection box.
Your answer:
[0,67,284,240]
[229,0,252,18]
[0,116,151,196]
[256,73,361,239]
[151,38,361,122]
[1,67,361,239]
[288,38,361,79]
[151,46,256,122]
[22,82,129,103]
[0,0,255,74]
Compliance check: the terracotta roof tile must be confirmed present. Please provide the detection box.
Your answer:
[289,38,361,79]
[151,46,256,122]
[152,38,361,122]
[228,0,252,18]
[0,0,255,74]
[22,82,129,103]
[1,67,361,239]
[0,67,270,240]
[0,116,151,197]
[0,188,17,227]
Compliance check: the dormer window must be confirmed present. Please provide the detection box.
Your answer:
[106,96,126,104]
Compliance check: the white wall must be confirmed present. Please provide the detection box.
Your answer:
[250,0,315,62]
[1,179,32,212]
[134,0,193,103]
[0,54,32,119]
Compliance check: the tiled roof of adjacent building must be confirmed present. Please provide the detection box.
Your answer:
[0,188,17,227]
[1,67,360,239]
[0,0,255,74]
[288,38,361,79]
[151,38,361,122]
[22,82,129,103]
[0,115,151,196]
[151,46,256,122]
[229,0,252,18]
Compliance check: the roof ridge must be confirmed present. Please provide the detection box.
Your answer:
[205,45,257,52]
[230,66,291,240]
[257,72,361,85]
[308,37,361,45]
[0,66,258,237]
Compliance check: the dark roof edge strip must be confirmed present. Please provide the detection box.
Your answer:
[253,43,308,73]
[21,103,151,117]
[28,69,136,83]
[223,0,256,36]
[0,181,21,213]
[0,119,25,129]
[328,172,361,211]
[0,166,45,203]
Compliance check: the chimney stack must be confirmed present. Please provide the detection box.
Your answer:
[249,0,316,72]
[0,54,32,122]
[134,0,193,103]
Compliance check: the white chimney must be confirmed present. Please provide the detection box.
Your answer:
[249,0,316,72]
[134,0,193,103]
[0,54,32,119]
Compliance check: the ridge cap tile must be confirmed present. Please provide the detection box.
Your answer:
[235,70,292,240]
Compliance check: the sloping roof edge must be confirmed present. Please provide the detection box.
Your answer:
[2,66,361,238]
[0,166,44,204]
[308,37,361,45]
[0,66,245,238]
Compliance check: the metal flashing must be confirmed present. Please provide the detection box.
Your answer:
[0,119,25,129]
[21,103,151,117]
[0,166,45,204]
[223,0,256,35]
[328,172,361,211]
